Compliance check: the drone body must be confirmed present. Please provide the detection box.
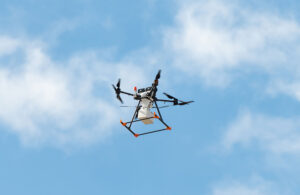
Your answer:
[135,87,155,124]
[112,70,194,137]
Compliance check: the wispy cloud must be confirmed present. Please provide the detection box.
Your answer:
[164,0,300,88]
[0,36,149,148]
[0,36,20,57]
[222,110,300,155]
[211,176,279,195]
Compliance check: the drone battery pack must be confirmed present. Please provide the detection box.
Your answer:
[138,108,154,124]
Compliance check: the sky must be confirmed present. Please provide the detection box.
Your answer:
[1,0,300,194]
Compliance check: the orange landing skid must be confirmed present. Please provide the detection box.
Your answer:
[120,116,171,137]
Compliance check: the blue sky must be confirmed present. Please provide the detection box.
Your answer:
[1,0,300,194]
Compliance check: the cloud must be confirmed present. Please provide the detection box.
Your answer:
[0,36,20,57]
[222,110,300,155]
[211,176,279,195]
[0,36,148,148]
[164,0,300,87]
[267,80,300,102]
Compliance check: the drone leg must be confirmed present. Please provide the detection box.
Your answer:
[138,128,168,136]
[124,116,155,124]
[121,100,172,138]
[129,100,141,129]
[154,100,171,129]
[119,100,142,137]
[121,125,136,135]
[154,100,163,120]
[157,118,169,128]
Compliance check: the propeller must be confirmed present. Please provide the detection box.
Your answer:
[116,78,121,88]
[163,92,194,106]
[152,69,161,88]
[163,92,176,99]
[155,69,161,80]
[112,79,123,104]
[163,92,178,105]
[178,101,194,105]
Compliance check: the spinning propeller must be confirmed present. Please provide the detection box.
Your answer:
[153,69,161,87]
[163,92,194,106]
[155,69,161,80]
[112,79,123,104]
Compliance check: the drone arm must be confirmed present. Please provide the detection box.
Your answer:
[155,99,175,103]
[129,100,141,129]
[120,90,134,96]
[157,97,194,106]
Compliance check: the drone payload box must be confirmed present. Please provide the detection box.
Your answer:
[138,108,154,124]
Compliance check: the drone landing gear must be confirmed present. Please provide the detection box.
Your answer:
[120,100,172,138]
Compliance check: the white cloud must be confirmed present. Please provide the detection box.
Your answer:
[0,36,148,148]
[0,36,20,57]
[267,80,300,102]
[164,0,300,87]
[223,111,300,155]
[211,177,279,195]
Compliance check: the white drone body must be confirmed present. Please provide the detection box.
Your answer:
[135,87,154,124]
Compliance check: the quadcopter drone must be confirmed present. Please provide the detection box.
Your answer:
[112,70,194,137]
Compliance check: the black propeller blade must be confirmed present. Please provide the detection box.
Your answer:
[163,92,175,99]
[112,79,123,104]
[116,78,121,88]
[163,92,178,105]
[163,93,194,106]
[152,69,162,89]
[117,94,123,104]
[178,101,194,105]
[155,69,161,80]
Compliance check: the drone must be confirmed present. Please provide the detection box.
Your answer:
[112,70,194,137]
